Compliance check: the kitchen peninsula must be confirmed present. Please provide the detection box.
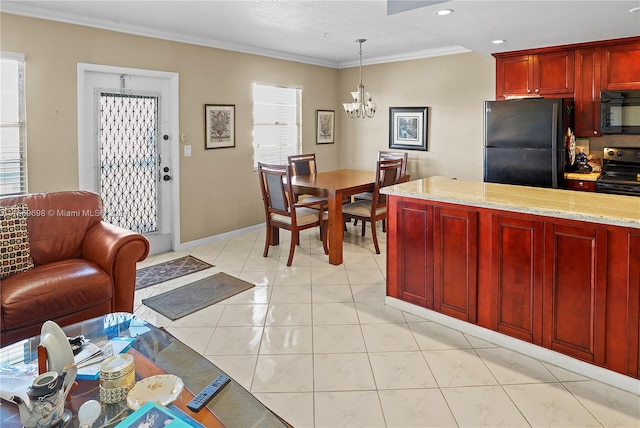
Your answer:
[382,177,640,391]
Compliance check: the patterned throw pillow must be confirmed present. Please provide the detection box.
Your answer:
[0,203,35,278]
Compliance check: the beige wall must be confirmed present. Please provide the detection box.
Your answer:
[338,53,495,180]
[1,13,496,246]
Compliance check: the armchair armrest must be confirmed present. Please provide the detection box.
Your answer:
[82,222,150,313]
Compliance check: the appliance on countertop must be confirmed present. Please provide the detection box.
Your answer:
[596,147,640,196]
[484,98,573,189]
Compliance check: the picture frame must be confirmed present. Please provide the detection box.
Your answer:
[389,107,428,151]
[204,104,235,149]
[316,109,335,144]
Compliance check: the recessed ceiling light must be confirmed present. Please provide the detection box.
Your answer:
[630,6,640,12]
[435,9,454,16]
[492,39,506,44]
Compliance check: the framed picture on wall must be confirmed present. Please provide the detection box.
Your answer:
[389,107,428,151]
[316,110,335,144]
[204,104,235,149]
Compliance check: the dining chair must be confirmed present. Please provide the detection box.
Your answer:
[287,153,327,206]
[258,162,328,266]
[352,150,409,205]
[342,158,403,254]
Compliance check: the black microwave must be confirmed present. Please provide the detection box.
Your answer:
[601,90,640,134]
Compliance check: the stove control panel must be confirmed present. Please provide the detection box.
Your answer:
[603,147,640,162]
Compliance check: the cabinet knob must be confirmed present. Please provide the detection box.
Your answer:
[534,89,540,93]
[594,131,598,135]
[578,181,584,187]
[526,89,531,93]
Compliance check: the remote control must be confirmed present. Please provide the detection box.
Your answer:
[186,375,231,412]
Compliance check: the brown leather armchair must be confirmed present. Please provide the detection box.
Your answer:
[0,191,149,345]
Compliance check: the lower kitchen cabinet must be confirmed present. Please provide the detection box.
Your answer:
[386,195,639,379]
[491,214,543,344]
[543,223,607,363]
[388,199,434,309]
[628,233,640,378]
[433,207,478,322]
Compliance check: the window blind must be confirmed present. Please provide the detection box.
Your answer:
[0,52,27,196]
[253,83,301,170]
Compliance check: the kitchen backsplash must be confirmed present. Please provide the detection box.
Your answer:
[575,135,640,172]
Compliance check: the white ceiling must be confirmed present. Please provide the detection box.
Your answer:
[2,0,639,68]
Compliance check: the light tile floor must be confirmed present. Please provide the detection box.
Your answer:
[134,223,640,427]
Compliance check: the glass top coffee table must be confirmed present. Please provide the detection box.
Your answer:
[0,313,291,428]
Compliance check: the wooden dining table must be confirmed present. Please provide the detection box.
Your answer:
[290,169,376,265]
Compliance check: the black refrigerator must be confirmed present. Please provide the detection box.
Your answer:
[484,98,573,189]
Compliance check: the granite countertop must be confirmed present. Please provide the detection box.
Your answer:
[382,176,640,229]
[564,171,601,181]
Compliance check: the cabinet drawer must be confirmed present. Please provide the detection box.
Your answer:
[566,179,596,192]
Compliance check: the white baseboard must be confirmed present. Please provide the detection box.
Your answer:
[175,224,264,251]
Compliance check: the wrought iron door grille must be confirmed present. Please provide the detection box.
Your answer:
[99,92,159,234]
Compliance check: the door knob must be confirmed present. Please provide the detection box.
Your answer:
[163,175,171,181]
[163,167,169,173]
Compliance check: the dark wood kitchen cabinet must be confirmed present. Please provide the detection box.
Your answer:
[494,37,640,137]
[386,199,434,309]
[433,207,478,322]
[601,41,640,90]
[543,223,607,363]
[386,181,640,379]
[490,214,544,344]
[574,47,602,137]
[628,233,640,378]
[495,50,574,100]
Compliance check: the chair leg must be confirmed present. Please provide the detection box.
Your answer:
[321,225,329,255]
[382,218,386,233]
[263,225,272,257]
[287,231,297,266]
[371,221,381,254]
[361,220,366,237]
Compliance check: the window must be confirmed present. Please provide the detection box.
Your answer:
[253,83,301,170]
[0,53,26,196]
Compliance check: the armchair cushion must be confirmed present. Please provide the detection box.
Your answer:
[0,203,34,278]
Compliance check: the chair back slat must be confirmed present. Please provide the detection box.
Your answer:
[288,153,318,176]
[372,158,404,207]
[379,150,408,179]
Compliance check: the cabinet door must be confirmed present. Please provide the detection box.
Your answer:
[602,42,640,90]
[535,50,575,95]
[627,233,640,378]
[574,48,601,137]
[394,200,434,308]
[433,207,478,322]
[495,55,533,99]
[543,223,607,363]
[491,214,543,344]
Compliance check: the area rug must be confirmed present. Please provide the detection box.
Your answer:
[141,272,255,320]
[135,255,213,290]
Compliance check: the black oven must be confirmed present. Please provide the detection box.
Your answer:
[596,147,640,196]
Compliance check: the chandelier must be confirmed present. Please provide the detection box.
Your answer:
[343,39,376,119]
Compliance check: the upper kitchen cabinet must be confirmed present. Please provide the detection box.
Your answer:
[574,47,602,137]
[601,41,640,90]
[494,50,574,100]
[494,37,640,138]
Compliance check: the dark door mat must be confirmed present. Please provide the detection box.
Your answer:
[135,255,214,290]
[142,272,255,320]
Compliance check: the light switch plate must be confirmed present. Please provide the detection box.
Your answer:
[184,145,191,157]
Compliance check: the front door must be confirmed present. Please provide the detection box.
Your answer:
[78,65,179,255]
